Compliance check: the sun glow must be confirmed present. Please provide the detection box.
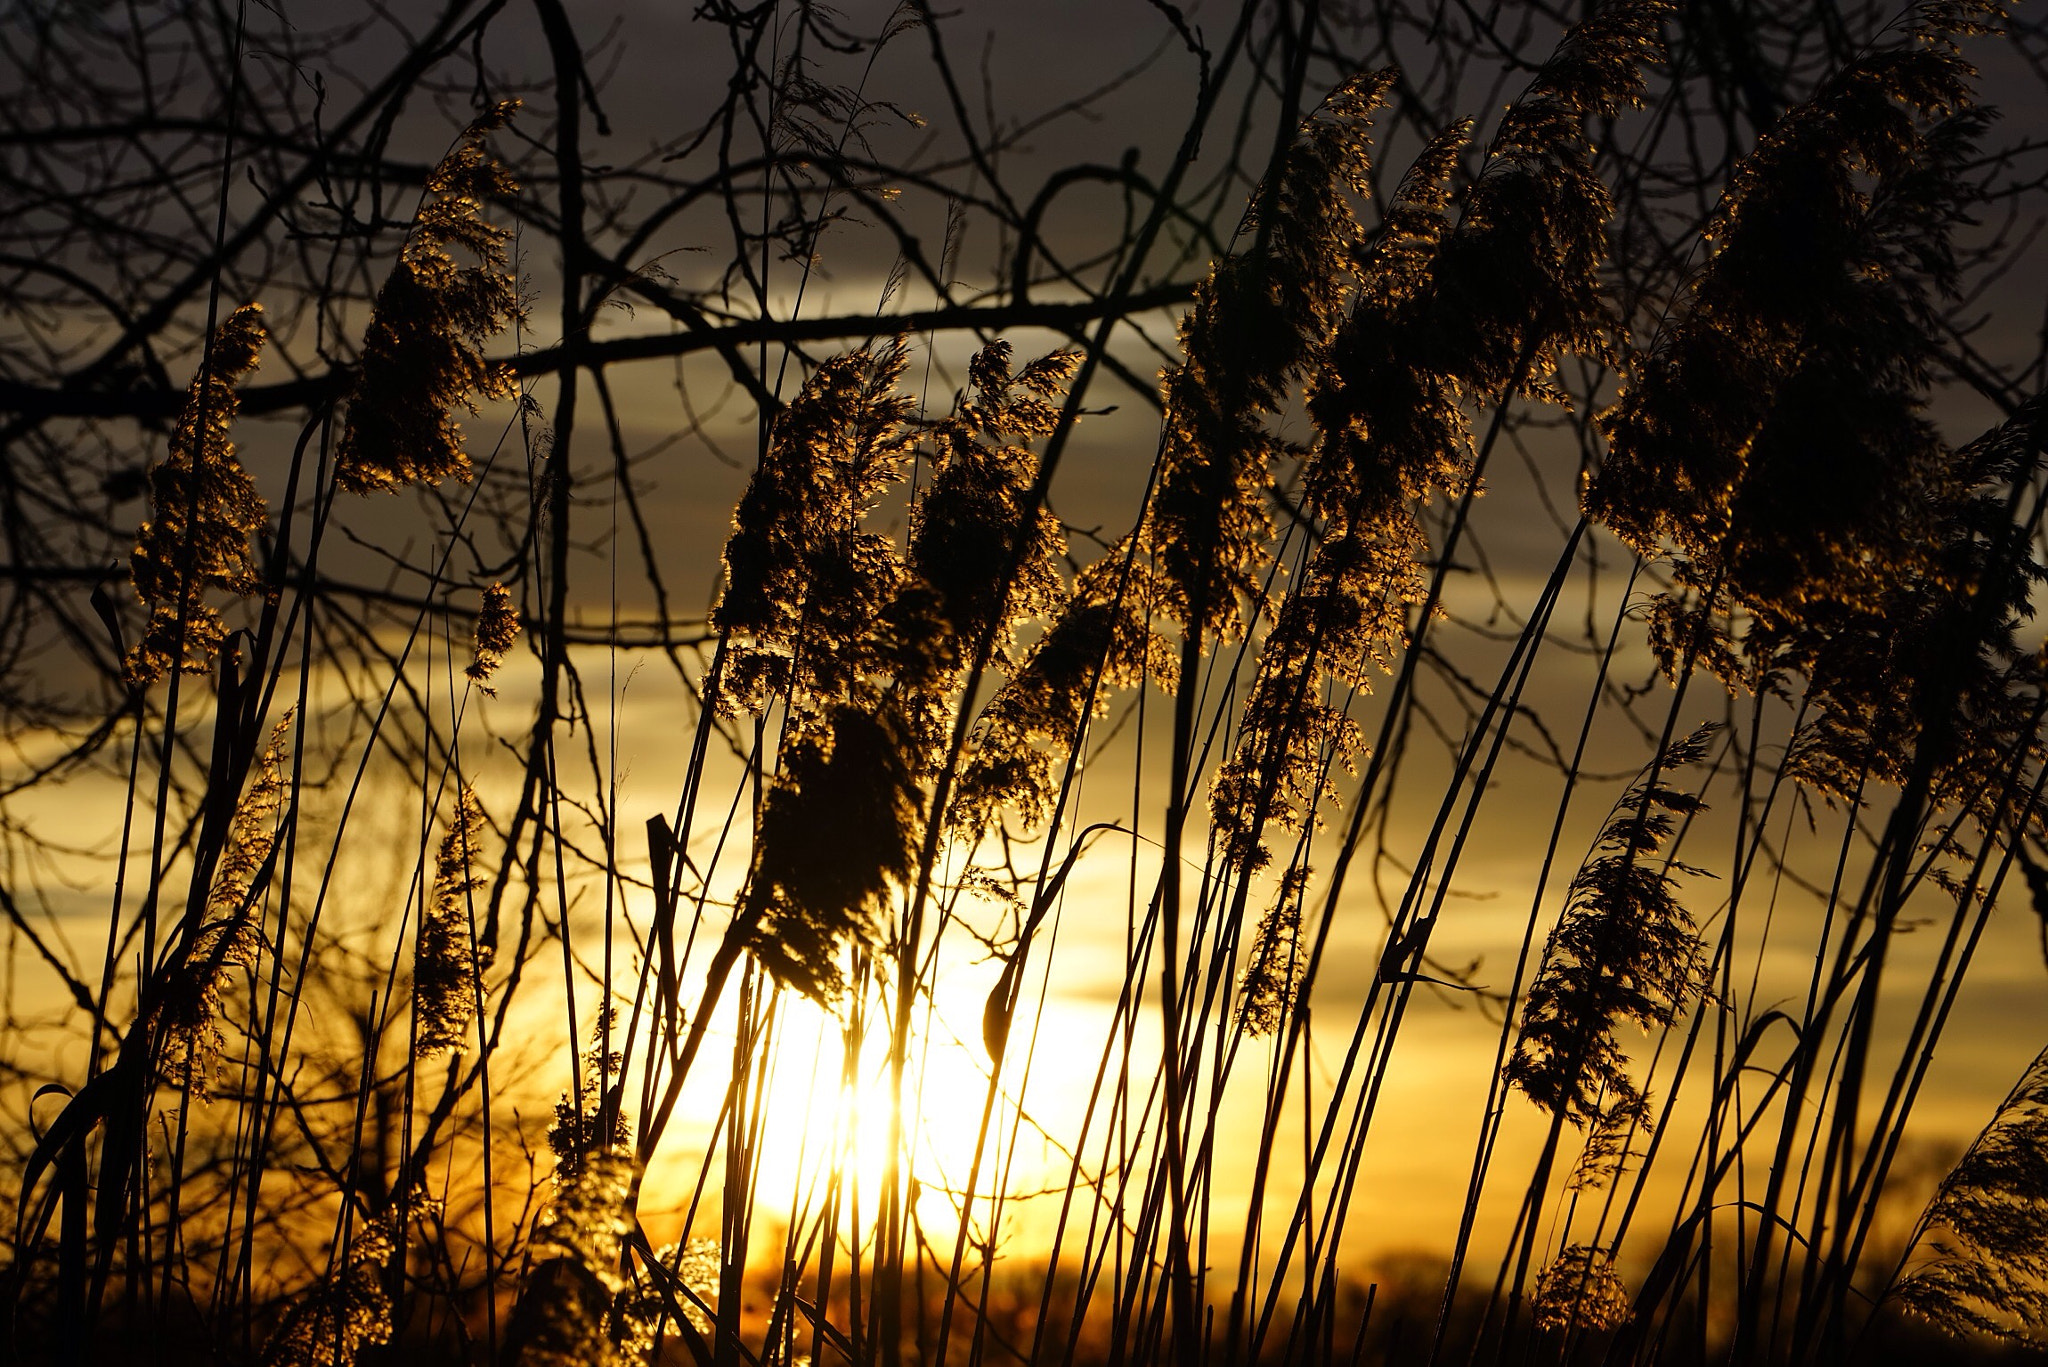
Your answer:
[731,970,1115,1244]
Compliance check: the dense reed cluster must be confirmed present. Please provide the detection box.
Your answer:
[8,2,2048,1366]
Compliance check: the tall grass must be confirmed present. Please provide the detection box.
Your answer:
[6,2,2048,1365]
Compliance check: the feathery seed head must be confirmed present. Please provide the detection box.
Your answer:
[1531,1244,1633,1334]
[336,111,520,494]
[1149,69,1393,644]
[1236,865,1313,1036]
[127,303,269,687]
[259,1212,401,1367]
[1508,727,1714,1126]
[1896,1039,2048,1342]
[743,704,924,1003]
[504,1152,639,1367]
[467,582,521,693]
[716,343,917,714]
[414,785,491,1057]
[155,713,292,1097]
[955,542,1177,834]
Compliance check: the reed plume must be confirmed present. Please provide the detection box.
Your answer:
[955,541,1178,835]
[126,302,268,687]
[1507,724,1713,1130]
[712,341,942,1001]
[715,342,916,714]
[1778,395,2048,816]
[1563,1089,1652,1192]
[258,1211,401,1367]
[1893,1042,2048,1343]
[154,713,291,1097]
[1588,5,1992,682]
[1235,864,1311,1036]
[552,1010,632,1174]
[1311,0,1665,514]
[413,784,490,1057]
[1584,3,2048,857]
[905,341,1076,675]
[1426,0,1664,393]
[335,102,520,495]
[504,1152,638,1367]
[1529,1243,1632,1334]
[1208,124,1467,870]
[740,704,923,1003]
[1218,2,1664,870]
[1148,69,1393,646]
[718,337,1093,993]
[467,582,521,693]
[886,339,1083,766]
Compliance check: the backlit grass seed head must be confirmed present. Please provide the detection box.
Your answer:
[1583,14,2039,820]
[1304,125,1470,525]
[536,1149,633,1284]
[206,713,292,923]
[1508,726,1714,1128]
[957,340,1081,439]
[336,103,520,495]
[1531,1244,1632,1334]
[1428,1,1666,391]
[1236,864,1312,1036]
[1211,532,1413,869]
[1308,4,1660,527]
[1149,70,1392,644]
[259,1213,399,1367]
[1772,397,2048,820]
[155,920,261,1100]
[1211,699,1361,874]
[675,1237,720,1334]
[1236,69,1395,363]
[1565,1088,1652,1191]
[550,1095,632,1182]
[1312,3,1662,521]
[156,714,291,1097]
[1895,1042,2048,1343]
[414,785,490,1057]
[467,582,521,693]
[549,1008,632,1174]
[1589,27,1983,618]
[1353,122,1469,314]
[1207,118,1478,871]
[505,1151,637,1367]
[955,542,1177,834]
[127,303,268,687]
[907,341,1076,670]
[715,343,916,714]
[742,704,923,1003]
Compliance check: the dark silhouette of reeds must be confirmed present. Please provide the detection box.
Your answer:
[7,2,2048,1366]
